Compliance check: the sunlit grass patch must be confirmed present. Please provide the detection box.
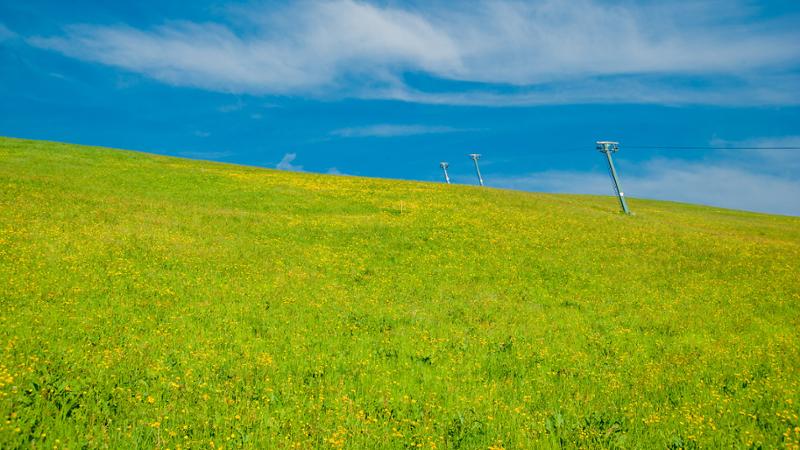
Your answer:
[1,137,799,448]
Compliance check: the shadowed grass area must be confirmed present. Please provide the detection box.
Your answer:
[1,136,799,448]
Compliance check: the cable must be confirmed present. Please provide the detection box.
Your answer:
[624,145,800,150]
[532,145,800,153]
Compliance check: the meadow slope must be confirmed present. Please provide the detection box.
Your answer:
[1,137,799,449]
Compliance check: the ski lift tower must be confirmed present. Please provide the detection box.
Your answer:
[439,162,451,184]
[468,153,484,186]
[596,141,631,214]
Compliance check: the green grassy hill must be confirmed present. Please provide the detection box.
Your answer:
[1,136,799,449]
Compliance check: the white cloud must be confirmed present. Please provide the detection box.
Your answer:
[0,23,17,42]
[28,1,459,95]
[327,167,344,175]
[710,136,800,176]
[218,100,245,113]
[178,150,232,159]
[492,145,800,216]
[276,153,303,171]
[27,0,800,105]
[710,135,800,150]
[330,124,468,138]
[367,74,800,106]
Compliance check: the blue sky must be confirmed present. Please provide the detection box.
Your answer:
[1,0,799,215]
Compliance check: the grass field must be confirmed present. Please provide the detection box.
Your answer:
[1,136,799,449]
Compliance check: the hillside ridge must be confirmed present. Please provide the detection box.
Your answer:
[1,136,799,448]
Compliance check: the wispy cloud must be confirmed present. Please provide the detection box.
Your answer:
[710,135,800,150]
[218,99,245,113]
[27,0,800,105]
[710,136,800,176]
[178,150,232,159]
[493,139,800,216]
[276,153,303,171]
[327,167,345,175]
[0,23,17,42]
[369,74,800,107]
[330,124,469,138]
